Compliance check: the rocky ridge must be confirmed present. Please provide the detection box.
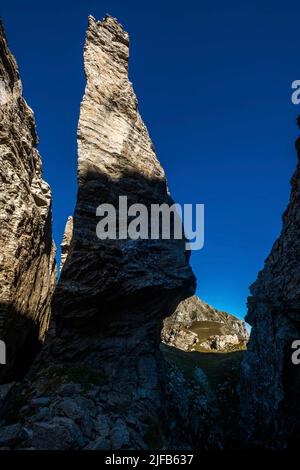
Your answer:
[162,295,249,352]
[0,21,56,383]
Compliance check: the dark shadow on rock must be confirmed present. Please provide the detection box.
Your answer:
[161,343,245,389]
[161,343,246,448]
[9,168,196,450]
[0,302,43,384]
[54,167,196,337]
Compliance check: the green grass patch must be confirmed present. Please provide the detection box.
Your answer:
[189,321,224,342]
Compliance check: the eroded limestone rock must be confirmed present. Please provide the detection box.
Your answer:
[4,15,195,450]
[0,21,56,382]
[59,216,73,272]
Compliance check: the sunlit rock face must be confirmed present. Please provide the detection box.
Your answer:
[0,22,56,382]
[5,16,195,450]
[59,216,73,273]
[162,295,249,352]
[240,118,300,449]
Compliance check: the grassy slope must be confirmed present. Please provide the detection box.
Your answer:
[189,321,224,343]
[161,343,244,389]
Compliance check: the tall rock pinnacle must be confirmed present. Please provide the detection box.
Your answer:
[240,117,300,448]
[50,14,195,447]
[54,15,195,331]
[3,16,195,449]
[0,22,57,382]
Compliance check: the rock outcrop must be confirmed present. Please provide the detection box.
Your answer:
[200,334,240,351]
[162,295,248,352]
[2,15,195,450]
[240,117,300,448]
[59,216,73,272]
[0,22,56,382]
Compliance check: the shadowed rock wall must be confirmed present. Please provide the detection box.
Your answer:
[240,117,300,448]
[0,22,56,382]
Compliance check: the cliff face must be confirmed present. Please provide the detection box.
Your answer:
[240,118,300,448]
[2,16,195,450]
[0,22,56,382]
[162,295,248,352]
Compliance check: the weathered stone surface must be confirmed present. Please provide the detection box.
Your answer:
[162,295,248,351]
[59,216,73,272]
[240,117,300,448]
[0,382,15,407]
[53,15,195,330]
[0,423,24,447]
[166,364,224,449]
[200,334,240,351]
[4,15,195,450]
[111,418,130,449]
[51,14,195,445]
[0,21,56,382]
[162,324,199,351]
[31,418,85,450]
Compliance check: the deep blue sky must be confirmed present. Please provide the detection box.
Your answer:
[2,1,299,321]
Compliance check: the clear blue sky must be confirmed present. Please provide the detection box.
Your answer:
[2,0,300,321]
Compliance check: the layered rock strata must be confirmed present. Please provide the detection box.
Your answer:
[2,16,195,450]
[240,117,300,448]
[0,22,56,382]
[59,216,73,272]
